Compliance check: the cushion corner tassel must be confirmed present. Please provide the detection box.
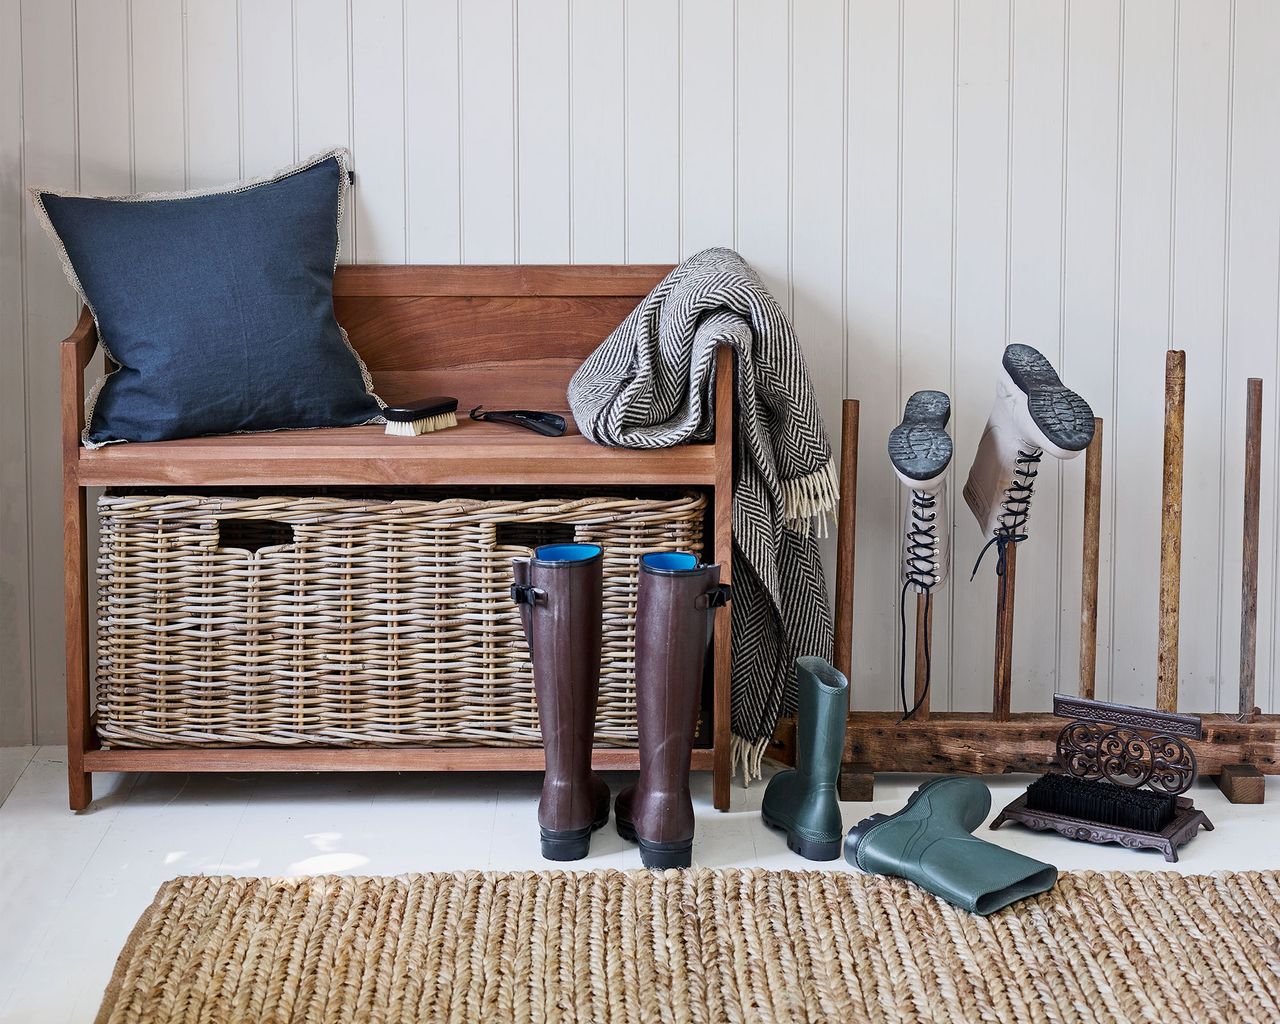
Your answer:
[568,248,838,782]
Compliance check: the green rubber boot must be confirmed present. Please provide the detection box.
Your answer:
[844,776,1057,915]
[760,657,849,861]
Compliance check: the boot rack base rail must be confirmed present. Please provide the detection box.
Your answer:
[835,713,1279,801]
[803,357,1278,805]
[61,265,735,812]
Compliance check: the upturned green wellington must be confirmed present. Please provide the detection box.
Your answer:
[844,776,1058,915]
[760,657,849,861]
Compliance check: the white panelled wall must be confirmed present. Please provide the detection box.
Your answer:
[2,1,1279,746]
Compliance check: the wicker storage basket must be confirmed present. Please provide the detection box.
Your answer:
[95,490,706,748]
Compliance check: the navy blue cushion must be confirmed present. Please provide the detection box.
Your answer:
[34,149,381,445]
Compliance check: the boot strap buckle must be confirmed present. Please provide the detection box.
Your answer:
[510,584,545,605]
[697,583,732,609]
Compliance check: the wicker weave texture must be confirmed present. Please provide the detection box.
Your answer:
[95,492,705,748]
[97,869,1280,1024]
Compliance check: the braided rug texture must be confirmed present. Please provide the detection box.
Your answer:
[97,869,1280,1024]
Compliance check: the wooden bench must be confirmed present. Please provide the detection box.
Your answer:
[61,265,734,811]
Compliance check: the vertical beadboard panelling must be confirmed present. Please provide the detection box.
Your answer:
[623,0,679,263]
[19,0,78,744]
[459,0,516,262]
[404,0,460,263]
[185,0,240,187]
[1006,2,1067,711]
[0,0,32,744]
[130,0,186,190]
[1058,0,1121,701]
[896,0,956,710]
[294,0,353,259]
[1172,1,1232,712]
[239,0,296,172]
[569,0,626,263]
[790,0,846,417]
[790,0,846,616]
[350,0,405,263]
[73,0,130,673]
[1110,0,1176,707]
[77,0,132,194]
[6,1,1280,744]
[734,0,789,305]
[950,0,1010,711]
[1228,0,1280,711]
[515,0,569,263]
[846,1,902,709]
[680,0,734,255]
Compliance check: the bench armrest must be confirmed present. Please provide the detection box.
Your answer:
[61,307,97,461]
[61,306,98,370]
[714,345,735,450]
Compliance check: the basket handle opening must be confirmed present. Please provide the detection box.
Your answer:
[215,518,295,554]
[495,521,577,551]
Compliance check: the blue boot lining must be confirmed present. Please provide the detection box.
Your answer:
[534,543,602,564]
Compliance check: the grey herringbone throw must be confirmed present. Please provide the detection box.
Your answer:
[568,249,838,778]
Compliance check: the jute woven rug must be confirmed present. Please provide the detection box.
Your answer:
[96,869,1280,1024]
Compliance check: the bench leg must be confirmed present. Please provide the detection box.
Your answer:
[64,482,92,812]
[712,598,731,811]
[711,348,735,812]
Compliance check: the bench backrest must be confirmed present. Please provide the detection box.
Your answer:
[333,265,671,413]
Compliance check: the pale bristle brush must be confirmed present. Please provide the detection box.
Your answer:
[382,397,460,436]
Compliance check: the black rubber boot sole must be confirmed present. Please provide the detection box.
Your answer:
[843,777,952,868]
[637,838,693,869]
[1002,344,1095,452]
[616,816,694,868]
[761,808,842,862]
[540,809,610,862]
[888,390,953,481]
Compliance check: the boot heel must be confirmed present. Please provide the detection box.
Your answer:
[786,833,842,862]
[637,837,693,869]
[540,824,594,862]
[843,778,954,867]
[843,813,891,865]
[762,808,843,862]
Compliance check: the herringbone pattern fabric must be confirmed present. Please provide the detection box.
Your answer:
[97,870,1280,1024]
[567,250,838,776]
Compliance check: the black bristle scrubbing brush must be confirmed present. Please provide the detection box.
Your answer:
[1026,773,1176,832]
[382,397,459,437]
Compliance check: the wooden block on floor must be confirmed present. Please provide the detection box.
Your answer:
[1216,764,1266,805]
[838,763,875,802]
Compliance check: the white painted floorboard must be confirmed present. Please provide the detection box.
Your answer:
[0,746,1276,1023]
[0,747,35,807]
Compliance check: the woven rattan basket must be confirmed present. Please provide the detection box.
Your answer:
[95,490,706,748]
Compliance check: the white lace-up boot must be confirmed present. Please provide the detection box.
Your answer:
[889,390,953,719]
[964,344,1094,574]
[889,390,953,592]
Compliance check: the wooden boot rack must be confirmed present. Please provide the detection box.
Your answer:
[791,352,1278,804]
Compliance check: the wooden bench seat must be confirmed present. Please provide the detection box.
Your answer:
[61,264,735,813]
[76,420,718,488]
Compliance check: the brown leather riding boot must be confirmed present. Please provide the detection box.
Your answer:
[615,552,730,868]
[511,543,611,861]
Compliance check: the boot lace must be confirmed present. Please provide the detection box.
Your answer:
[970,447,1042,579]
[903,489,940,589]
[899,489,940,721]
